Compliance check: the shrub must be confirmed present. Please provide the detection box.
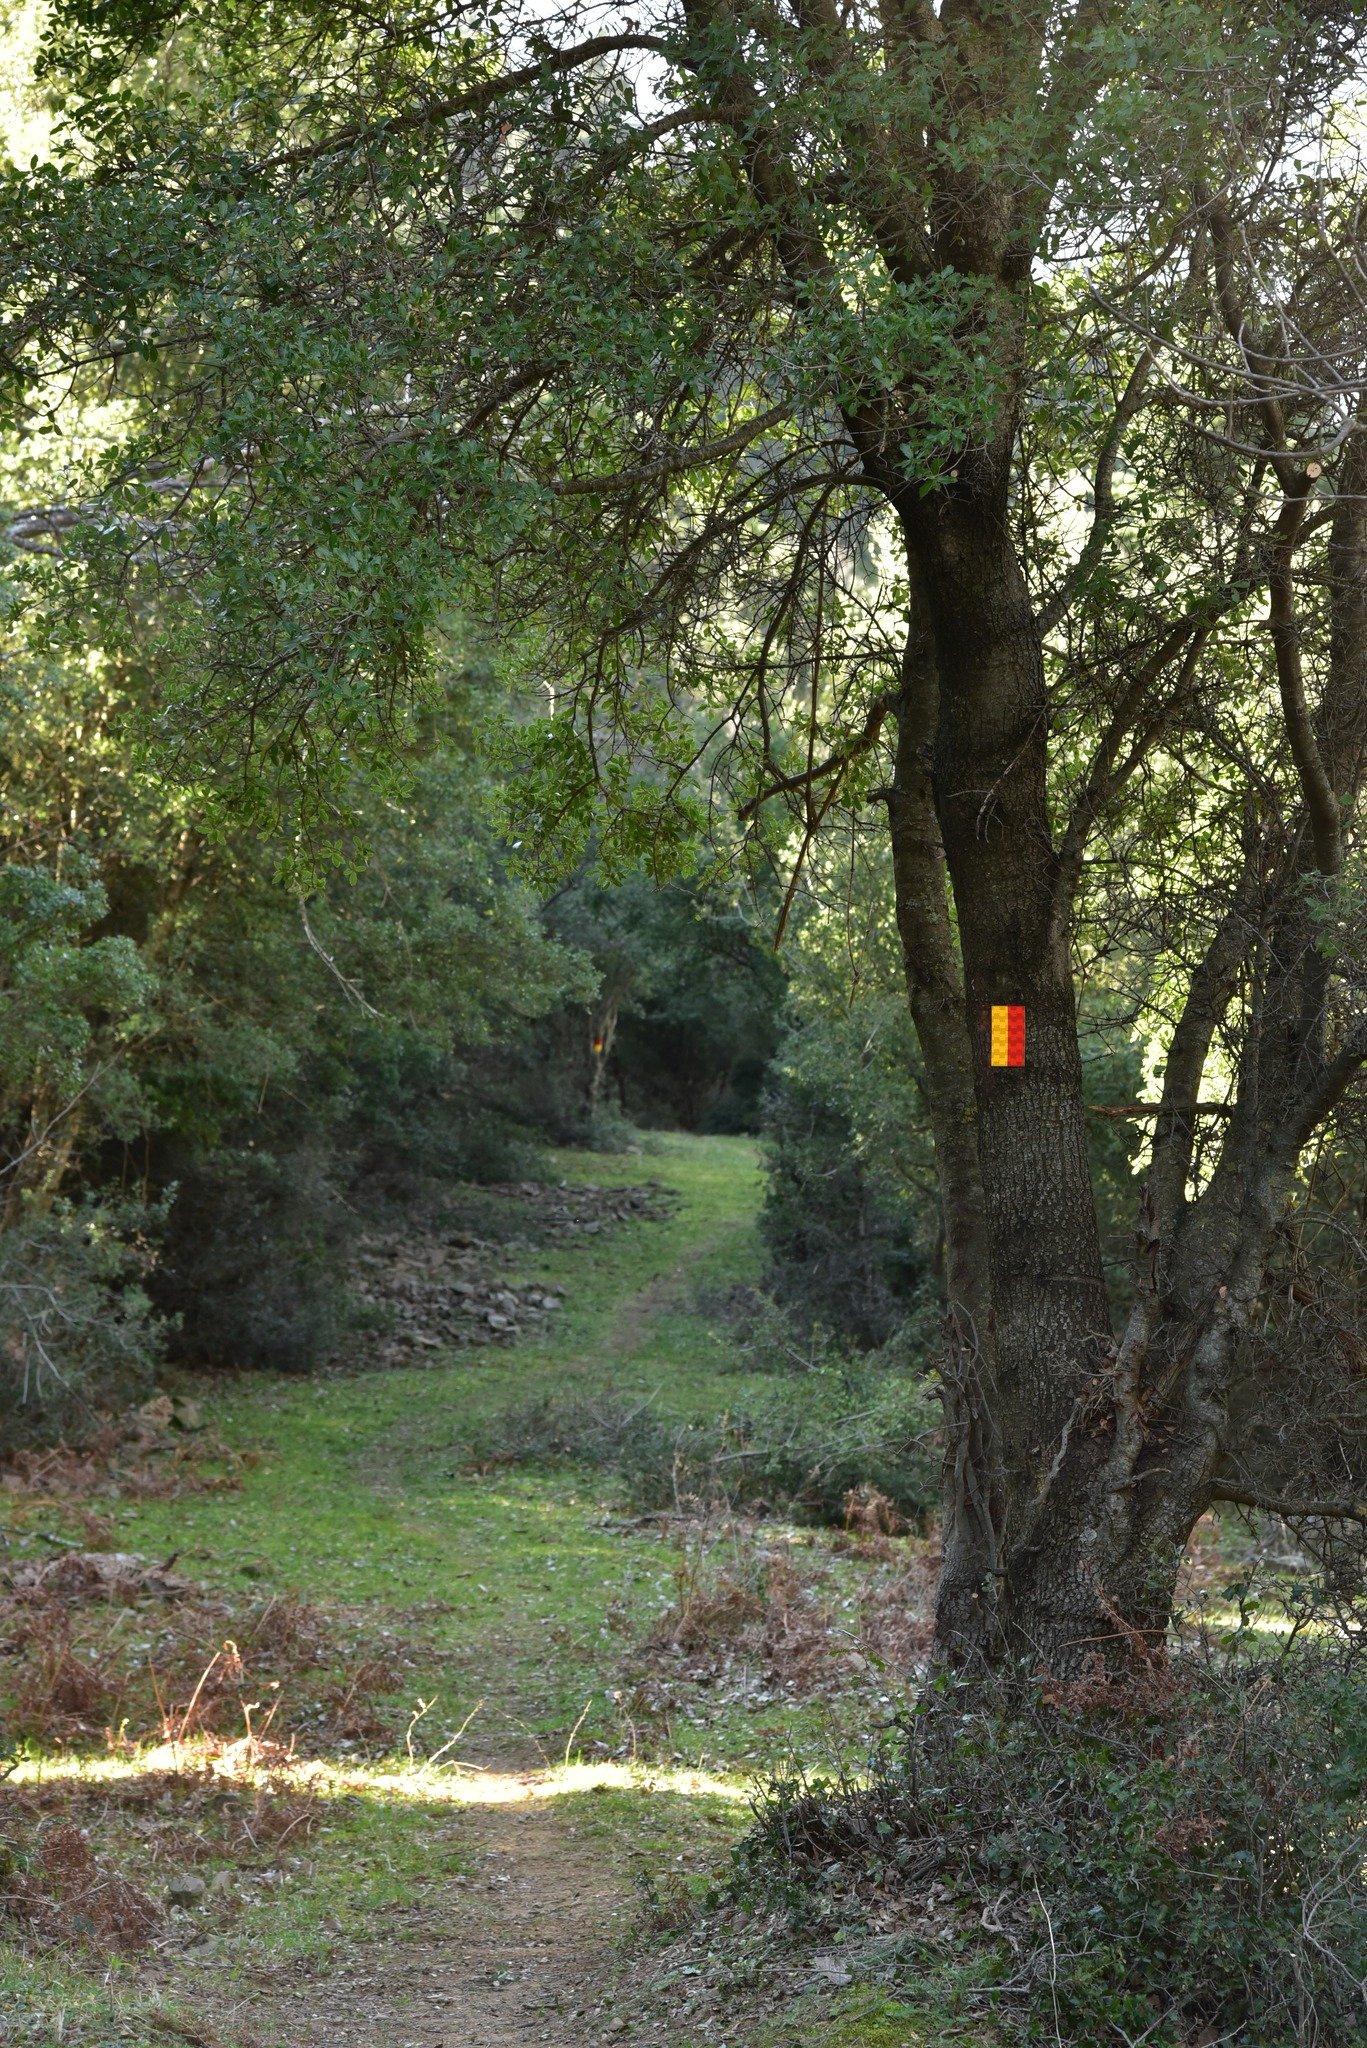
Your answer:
[152,1147,348,1374]
[0,1199,164,1449]
[461,1319,941,1525]
[737,1644,1367,2045]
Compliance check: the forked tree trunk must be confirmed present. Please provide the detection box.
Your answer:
[885,504,1291,1676]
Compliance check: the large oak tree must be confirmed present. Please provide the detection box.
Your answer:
[6,0,1367,1670]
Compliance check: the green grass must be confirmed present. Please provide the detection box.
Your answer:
[754,1991,960,2046]
[0,1133,985,2045]
[87,1137,777,1753]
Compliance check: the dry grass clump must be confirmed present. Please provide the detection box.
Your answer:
[624,1512,936,1719]
[243,1592,332,1667]
[0,1752,328,1976]
[0,1399,251,1504]
[11,1625,124,1741]
[319,1654,407,1741]
[234,1778,322,1855]
[0,1551,418,1758]
[1,1823,161,1955]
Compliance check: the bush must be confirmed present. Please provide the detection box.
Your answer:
[461,1313,941,1525]
[760,984,938,1348]
[152,1147,348,1375]
[737,1644,1367,2045]
[0,1199,164,1446]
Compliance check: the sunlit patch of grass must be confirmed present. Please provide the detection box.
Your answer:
[750,1986,990,2046]
[8,1742,751,1809]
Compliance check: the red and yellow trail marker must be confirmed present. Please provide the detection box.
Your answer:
[990,1005,1025,1068]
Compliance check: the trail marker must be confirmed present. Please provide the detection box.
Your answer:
[990,1005,1025,1068]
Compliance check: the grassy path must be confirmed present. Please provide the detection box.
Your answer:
[2,1136,956,2048]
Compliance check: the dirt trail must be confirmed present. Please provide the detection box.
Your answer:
[186,1791,644,2048]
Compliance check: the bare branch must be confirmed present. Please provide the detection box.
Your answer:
[267,35,679,170]
[1210,1483,1367,1523]
[1036,348,1154,636]
[298,899,380,1016]
[1088,1102,1234,1119]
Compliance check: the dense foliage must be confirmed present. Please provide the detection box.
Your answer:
[0,615,603,1421]
[742,1642,1367,2045]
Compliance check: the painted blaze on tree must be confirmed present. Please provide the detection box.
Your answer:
[989,1007,1025,1071]
[8,0,1367,1673]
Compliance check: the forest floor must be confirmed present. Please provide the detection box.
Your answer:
[0,1134,977,2048]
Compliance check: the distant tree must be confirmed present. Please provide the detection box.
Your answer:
[544,869,786,1128]
[6,0,1367,1671]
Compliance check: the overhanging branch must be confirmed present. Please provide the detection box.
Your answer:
[267,35,679,170]
[1211,1483,1367,1523]
[1036,347,1154,636]
[737,689,899,821]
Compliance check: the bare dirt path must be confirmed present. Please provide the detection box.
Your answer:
[175,1787,650,2048]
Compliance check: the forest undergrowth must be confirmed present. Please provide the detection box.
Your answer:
[0,1135,958,2047]
[0,1136,1352,2048]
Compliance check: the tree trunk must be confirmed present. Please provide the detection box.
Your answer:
[891,507,1200,1674]
[887,449,1367,1673]
[588,996,620,1111]
[887,567,1003,1667]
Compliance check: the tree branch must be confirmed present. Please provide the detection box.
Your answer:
[1209,1483,1367,1523]
[1050,457,1271,926]
[553,401,798,497]
[1088,1102,1234,1119]
[1051,618,1208,926]
[1267,481,1342,876]
[298,899,379,1016]
[1148,849,1264,1237]
[1205,199,1343,873]
[789,0,932,287]
[1276,1014,1367,1162]
[268,35,679,169]
[737,689,899,820]
[4,474,223,553]
[680,0,890,473]
[1036,348,1154,635]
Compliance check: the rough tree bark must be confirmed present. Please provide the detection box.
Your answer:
[879,423,1367,1677]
